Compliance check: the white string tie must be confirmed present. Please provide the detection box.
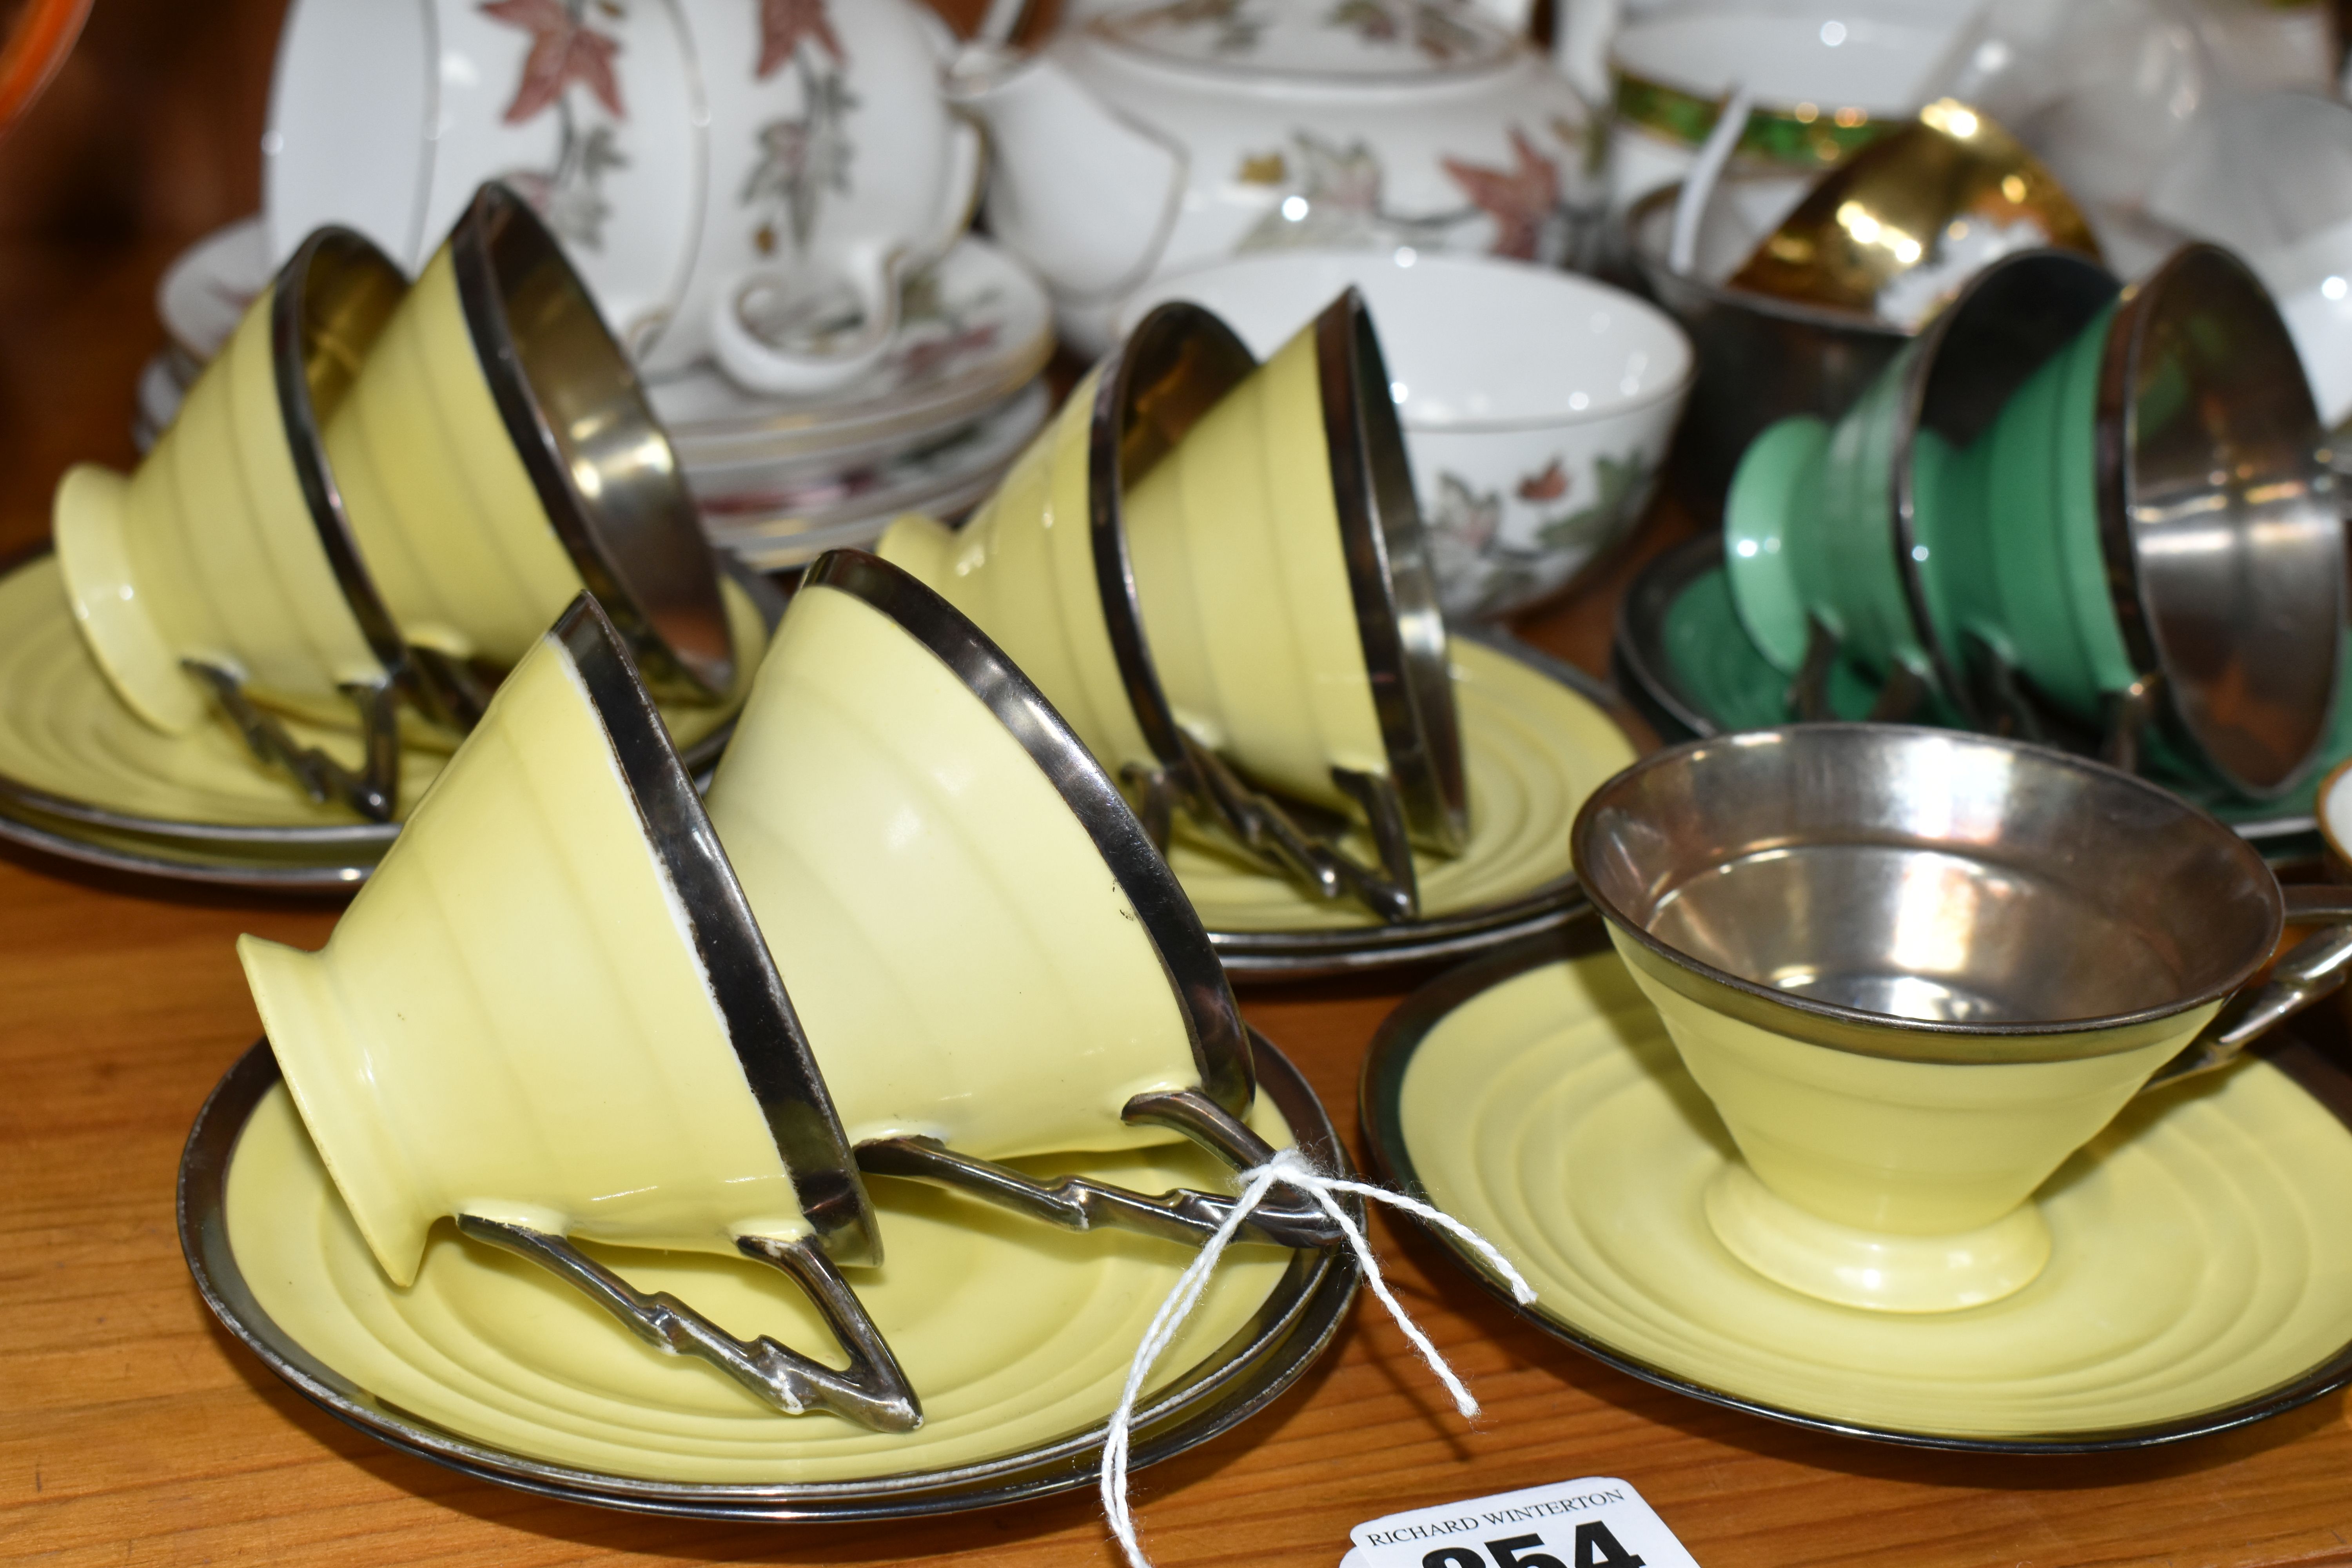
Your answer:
[1099,1145,1537,1568]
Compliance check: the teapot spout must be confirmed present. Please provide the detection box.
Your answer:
[947,45,1184,304]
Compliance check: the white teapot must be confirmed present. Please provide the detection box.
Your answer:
[951,0,1598,349]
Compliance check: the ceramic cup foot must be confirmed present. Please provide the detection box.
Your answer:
[53,464,208,735]
[1702,1161,2051,1313]
[1721,414,1827,675]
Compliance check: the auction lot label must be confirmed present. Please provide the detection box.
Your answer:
[1341,1476,1699,1568]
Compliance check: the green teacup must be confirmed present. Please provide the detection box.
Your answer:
[1907,298,2126,721]
[1722,336,1946,695]
[1901,245,2342,799]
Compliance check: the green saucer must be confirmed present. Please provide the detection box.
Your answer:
[1615,534,2343,844]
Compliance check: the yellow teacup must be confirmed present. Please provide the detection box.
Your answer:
[1120,293,1463,856]
[236,595,914,1430]
[55,228,408,737]
[703,549,1336,1249]
[873,363,1158,775]
[1573,724,2352,1313]
[880,291,1465,921]
[323,182,734,704]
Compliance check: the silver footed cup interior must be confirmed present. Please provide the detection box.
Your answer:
[1572,725,2305,1048]
[2096,243,2343,798]
[1568,724,2352,1314]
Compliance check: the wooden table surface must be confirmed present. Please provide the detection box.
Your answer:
[5,85,2352,1568]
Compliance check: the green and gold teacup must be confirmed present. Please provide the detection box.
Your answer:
[1574,724,2352,1314]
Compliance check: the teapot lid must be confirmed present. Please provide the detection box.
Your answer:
[1089,0,1516,81]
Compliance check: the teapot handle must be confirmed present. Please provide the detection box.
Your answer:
[922,116,986,267]
[1464,0,1537,36]
[1554,0,1621,105]
[708,247,903,397]
[2147,883,2352,1087]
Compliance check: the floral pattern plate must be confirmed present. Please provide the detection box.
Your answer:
[693,382,1051,570]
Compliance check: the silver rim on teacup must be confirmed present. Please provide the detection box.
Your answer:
[2091,244,2343,799]
[272,228,408,688]
[1570,724,2352,1071]
[453,183,734,704]
[1084,293,1467,924]
[801,549,1342,1250]
[177,1028,1360,1518]
[426,592,919,1431]
[272,225,530,745]
[1355,915,2352,1453]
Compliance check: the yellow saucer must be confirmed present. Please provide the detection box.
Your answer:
[183,1042,1352,1510]
[1365,931,2352,1447]
[0,552,766,875]
[1184,639,1637,969]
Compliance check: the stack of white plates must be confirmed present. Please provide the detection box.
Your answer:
[139,220,1054,569]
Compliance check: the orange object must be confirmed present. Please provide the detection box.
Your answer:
[0,0,91,141]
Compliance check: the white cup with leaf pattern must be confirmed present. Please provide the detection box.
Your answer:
[662,0,983,393]
[265,0,980,396]
[1120,247,1693,621]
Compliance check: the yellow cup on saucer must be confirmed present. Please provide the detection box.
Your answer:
[54,228,408,738]
[1573,724,2352,1314]
[323,182,734,705]
[873,364,1159,775]
[880,290,1464,922]
[704,549,1338,1250]
[235,595,915,1431]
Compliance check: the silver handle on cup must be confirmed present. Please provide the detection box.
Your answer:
[854,1086,1347,1250]
[185,662,404,823]
[2149,883,2352,1086]
[456,1215,922,1431]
